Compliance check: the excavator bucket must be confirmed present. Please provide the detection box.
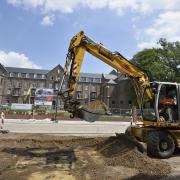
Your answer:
[77,100,111,122]
[77,108,102,122]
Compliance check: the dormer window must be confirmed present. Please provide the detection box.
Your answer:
[18,73,21,77]
[42,74,46,79]
[10,73,14,77]
[26,73,29,78]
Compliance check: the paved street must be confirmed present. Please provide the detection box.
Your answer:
[2,119,130,136]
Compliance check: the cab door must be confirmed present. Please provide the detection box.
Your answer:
[157,84,179,122]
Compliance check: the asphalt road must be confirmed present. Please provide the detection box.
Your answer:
[2,119,130,136]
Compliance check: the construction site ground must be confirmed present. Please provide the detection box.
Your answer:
[0,133,179,180]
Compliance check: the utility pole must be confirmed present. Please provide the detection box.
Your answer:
[88,82,91,103]
[55,69,62,121]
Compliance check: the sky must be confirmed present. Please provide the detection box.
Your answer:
[0,0,180,73]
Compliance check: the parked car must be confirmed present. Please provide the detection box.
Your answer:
[0,104,10,110]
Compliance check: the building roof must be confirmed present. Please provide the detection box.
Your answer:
[103,74,117,80]
[0,63,8,73]
[5,67,49,74]
[79,72,102,78]
[47,64,64,74]
[109,69,117,75]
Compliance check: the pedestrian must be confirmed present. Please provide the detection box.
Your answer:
[1,112,5,129]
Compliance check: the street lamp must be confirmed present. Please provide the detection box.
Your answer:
[106,85,110,108]
[55,70,61,121]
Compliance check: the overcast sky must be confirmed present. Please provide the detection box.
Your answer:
[0,0,180,73]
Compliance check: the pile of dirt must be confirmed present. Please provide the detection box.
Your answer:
[82,100,108,113]
[96,134,171,177]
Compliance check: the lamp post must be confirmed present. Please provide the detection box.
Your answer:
[106,85,110,108]
[88,82,91,103]
[55,70,61,121]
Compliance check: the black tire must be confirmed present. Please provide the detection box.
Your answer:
[147,131,175,158]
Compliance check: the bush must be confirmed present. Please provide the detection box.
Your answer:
[34,106,47,114]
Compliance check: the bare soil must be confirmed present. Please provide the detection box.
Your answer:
[82,100,108,112]
[0,133,176,180]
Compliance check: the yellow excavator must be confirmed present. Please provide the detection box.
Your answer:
[59,31,180,158]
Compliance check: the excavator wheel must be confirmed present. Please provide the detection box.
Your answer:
[147,131,175,158]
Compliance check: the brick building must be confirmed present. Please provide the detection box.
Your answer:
[76,73,102,104]
[0,63,133,110]
[101,70,133,110]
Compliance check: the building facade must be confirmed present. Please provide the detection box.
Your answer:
[0,63,133,110]
[75,73,102,105]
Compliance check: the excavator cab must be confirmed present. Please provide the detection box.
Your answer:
[130,82,180,158]
[141,82,180,123]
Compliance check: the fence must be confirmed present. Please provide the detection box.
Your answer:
[109,108,154,116]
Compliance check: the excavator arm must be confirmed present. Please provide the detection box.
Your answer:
[60,31,153,115]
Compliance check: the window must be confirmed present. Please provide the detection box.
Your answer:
[77,91,82,99]
[93,78,101,83]
[17,82,21,88]
[84,92,88,99]
[90,92,96,100]
[55,76,60,81]
[25,81,30,88]
[51,76,54,80]
[26,73,29,78]
[32,83,37,88]
[37,74,42,79]
[158,84,178,122]
[62,84,66,90]
[142,87,156,121]
[128,100,132,105]
[42,74,46,79]
[21,73,26,78]
[34,74,37,78]
[85,85,88,91]
[23,91,26,95]
[40,83,44,88]
[91,85,96,92]
[120,100,124,105]
[49,83,53,88]
[77,85,82,91]
[0,78,3,85]
[87,77,93,82]
[18,73,21,77]
[112,100,115,105]
[78,77,86,82]
[7,89,11,95]
[31,89,36,96]
[10,73,14,77]
[55,83,59,89]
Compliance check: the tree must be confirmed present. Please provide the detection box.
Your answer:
[131,39,180,82]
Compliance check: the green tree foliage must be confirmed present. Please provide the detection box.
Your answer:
[132,39,180,82]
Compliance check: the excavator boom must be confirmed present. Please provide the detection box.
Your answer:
[61,31,152,114]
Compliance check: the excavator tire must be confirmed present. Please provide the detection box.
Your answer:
[147,131,175,159]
